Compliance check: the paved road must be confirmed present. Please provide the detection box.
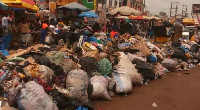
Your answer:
[93,66,200,110]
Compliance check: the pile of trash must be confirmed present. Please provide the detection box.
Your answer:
[0,32,199,110]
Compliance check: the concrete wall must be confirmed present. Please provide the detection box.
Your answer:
[82,0,94,10]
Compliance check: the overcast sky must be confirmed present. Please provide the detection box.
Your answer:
[145,0,200,17]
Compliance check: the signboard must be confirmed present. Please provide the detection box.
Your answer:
[193,4,200,13]
[36,0,45,9]
[182,32,189,36]
[49,2,56,13]
[57,0,78,6]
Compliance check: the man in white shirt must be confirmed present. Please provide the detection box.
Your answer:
[2,15,8,29]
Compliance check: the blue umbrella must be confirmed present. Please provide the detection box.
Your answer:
[0,2,8,10]
[78,11,98,18]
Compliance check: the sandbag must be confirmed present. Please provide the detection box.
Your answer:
[114,72,132,94]
[116,52,143,84]
[161,59,178,69]
[17,81,58,110]
[90,76,111,100]
[66,69,89,103]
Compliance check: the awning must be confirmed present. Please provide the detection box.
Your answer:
[58,2,90,11]
[129,15,144,20]
[109,6,142,16]
[0,1,8,10]
[2,0,39,12]
[116,16,129,19]
[144,16,162,20]
[182,18,195,24]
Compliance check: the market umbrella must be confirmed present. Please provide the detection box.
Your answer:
[98,9,107,24]
[116,16,129,19]
[182,18,195,24]
[58,2,90,11]
[109,6,142,16]
[78,11,98,18]
[2,0,39,12]
[0,1,8,10]
[129,15,144,20]
[145,16,161,20]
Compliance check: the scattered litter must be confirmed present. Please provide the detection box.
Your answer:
[152,103,157,107]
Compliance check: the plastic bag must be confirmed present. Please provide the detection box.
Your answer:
[17,81,58,110]
[97,58,112,77]
[38,65,54,85]
[60,59,78,74]
[66,69,89,103]
[127,53,146,62]
[90,76,111,100]
[114,72,132,94]
[116,52,143,84]
[162,59,178,69]
[155,63,167,75]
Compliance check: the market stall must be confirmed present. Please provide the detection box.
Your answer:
[0,1,8,10]
[2,0,39,12]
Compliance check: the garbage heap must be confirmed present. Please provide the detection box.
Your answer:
[0,32,199,110]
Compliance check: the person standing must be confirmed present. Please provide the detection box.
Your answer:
[17,17,31,47]
[2,14,8,29]
[41,20,48,44]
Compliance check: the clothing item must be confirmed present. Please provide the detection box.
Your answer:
[80,57,96,77]
[132,59,155,81]
[46,51,65,65]
[110,31,119,37]
[19,34,31,47]
[41,29,47,44]
[89,36,97,43]
[42,23,48,29]
[2,16,8,28]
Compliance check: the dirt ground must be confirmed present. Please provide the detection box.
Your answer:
[93,66,200,110]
